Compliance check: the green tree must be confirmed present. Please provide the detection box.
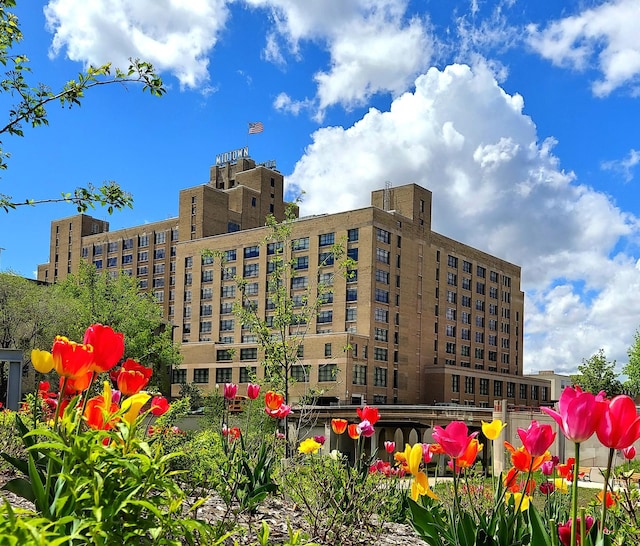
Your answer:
[571,348,623,396]
[0,0,164,213]
[0,271,74,403]
[623,330,640,396]
[54,262,181,394]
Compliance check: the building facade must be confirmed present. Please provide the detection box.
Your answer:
[37,154,550,406]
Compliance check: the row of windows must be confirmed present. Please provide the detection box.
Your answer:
[83,230,177,257]
[450,375,547,400]
[444,255,511,286]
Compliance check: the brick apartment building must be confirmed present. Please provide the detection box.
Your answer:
[37,152,550,407]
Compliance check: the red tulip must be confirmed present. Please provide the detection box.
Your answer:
[247,383,260,400]
[596,394,640,449]
[357,420,375,437]
[539,481,554,495]
[265,404,291,419]
[84,324,125,373]
[150,396,170,416]
[517,420,556,457]
[331,418,348,434]
[314,435,326,445]
[557,516,594,546]
[223,383,238,400]
[116,359,152,395]
[384,441,396,453]
[623,445,636,460]
[52,336,94,380]
[432,421,478,458]
[540,386,606,443]
[356,405,380,425]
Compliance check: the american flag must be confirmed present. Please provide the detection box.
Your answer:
[248,121,264,134]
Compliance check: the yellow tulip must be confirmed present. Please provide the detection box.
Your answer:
[409,443,423,475]
[554,478,569,494]
[298,438,322,454]
[121,392,151,425]
[31,349,54,373]
[411,470,438,501]
[506,492,531,511]
[482,419,506,441]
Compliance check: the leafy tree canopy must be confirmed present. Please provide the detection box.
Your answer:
[623,330,640,396]
[0,0,164,213]
[571,348,623,397]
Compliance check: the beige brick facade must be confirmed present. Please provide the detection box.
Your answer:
[38,156,550,407]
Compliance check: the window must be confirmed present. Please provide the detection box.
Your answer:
[220,302,233,314]
[221,285,236,298]
[222,266,236,280]
[489,287,498,299]
[201,254,214,265]
[107,241,119,253]
[476,282,485,295]
[240,348,257,361]
[461,311,471,324]
[476,300,485,311]
[446,291,456,303]
[93,259,103,269]
[346,288,357,301]
[319,252,334,266]
[507,382,515,398]
[243,263,259,277]
[490,271,498,282]
[347,269,358,282]
[446,308,456,320]
[200,321,212,333]
[319,363,337,382]
[324,343,332,357]
[494,380,503,397]
[461,296,471,307]
[244,282,259,296]
[202,270,213,282]
[520,384,527,399]
[445,342,456,354]
[216,349,233,361]
[239,367,257,383]
[376,248,390,264]
[155,231,166,244]
[139,235,149,247]
[447,272,457,286]
[531,385,539,400]
[172,369,187,384]
[138,251,148,262]
[220,319,234,331]
[193,368,209,384]
[489,304,498,315]
[294,256,309,270]
[153,263,165,274]
[541,386,548,401]
[373,347,388,361]
[267,242,283,255]
[347,228,359,242]
[375,288,389,303]
[461,328,470,340]
[319,232,335,246]
[353,364,367,385]
[123,238,134,250]
[375,307,388,323]
[291,276,308,289]
[376,228,391,244]
[374,328,388,341]
[224,249,237,262]
[202,287,213,300]
[374,367,387,387]
[477,266,486,278]
[346,307,357,321]
[489,335,497,346]
[445,325,455,337]
[447,255,458,268]
[107,257,118,267]
[461,345,470,357]
[346,247,358,261]
[291,365,311,382]
[376,269,390,284]
[452,375,460,392]
[292,237,309,251]
[475,348,484,359]
[154,249,165,260]
[462,260,472,273]
[200,304,212,317]
[317,310,333,324]
[462,278,471,290]
[480,378,489,395]
[216,368,233,384]
[244,246,259,258]
[464,376,475,394]
[228,222,240,232]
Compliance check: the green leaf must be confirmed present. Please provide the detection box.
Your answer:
[528,503,553,546]
[1,477,36,503]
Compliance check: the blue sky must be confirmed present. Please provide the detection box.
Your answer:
[1,0,640,376]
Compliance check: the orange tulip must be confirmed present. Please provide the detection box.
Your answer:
[265,390,284,410]
[456,438,483,469]
[348,423,360,439]
[84,382,119,430]
[504,441,550,473]
[52,336,94,380]
[331,418,348,434]
[116,359,152,395]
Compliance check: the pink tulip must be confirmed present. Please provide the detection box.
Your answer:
[540,386,606,443]
[422,443,433,463]
[623,445,636,460]
[223,383,238,400]
[517,420,556,457]
[432,421,478,458]
[357,419,375,437]
[247,383,261,400]
[540,460,555,476]
[557,516,594,546]
[596,394,640,449]
[384,441,396,453]
[314,435,326,445]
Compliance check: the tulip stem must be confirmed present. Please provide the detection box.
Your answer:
[570,442,580,546]
[600,447,614,540]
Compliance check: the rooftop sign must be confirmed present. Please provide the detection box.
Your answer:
[216,146,249,165]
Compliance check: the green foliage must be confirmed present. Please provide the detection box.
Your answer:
[250,521,321,546]
[0,409,24,470]
[571,349,623,397]
[0,0,164,213]
[623,330,640,396]
[179,382,204,411]
[0,400,225,545]
[53,262,182,392]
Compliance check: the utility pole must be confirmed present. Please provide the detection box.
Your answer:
[0,247,5,271]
